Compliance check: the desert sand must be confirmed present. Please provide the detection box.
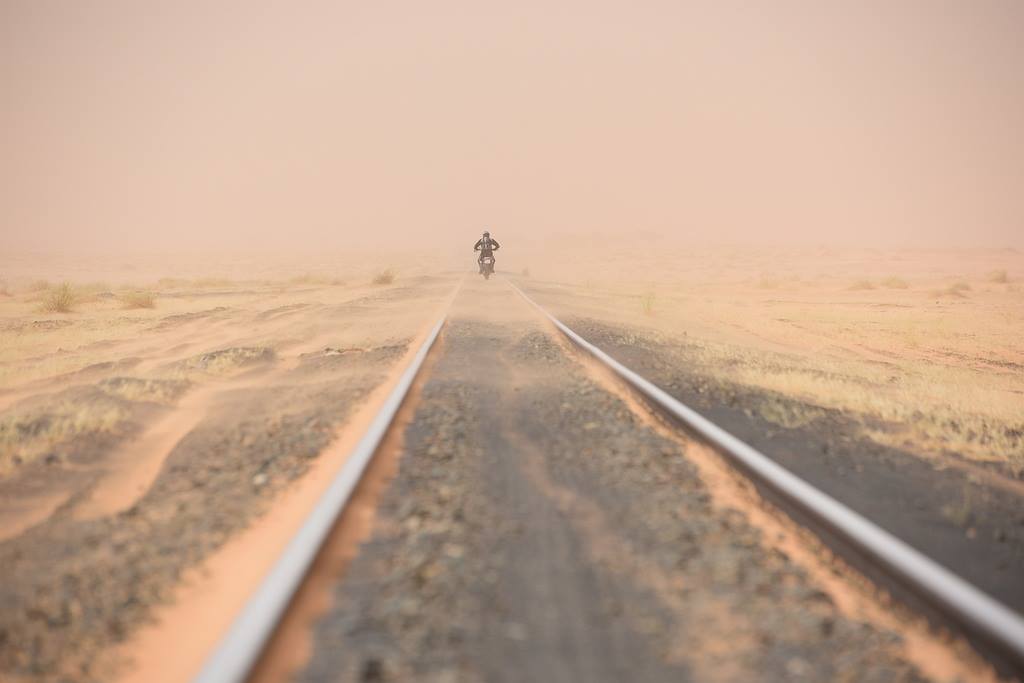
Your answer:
[510,242,1024,474]
[0,245,1021,680]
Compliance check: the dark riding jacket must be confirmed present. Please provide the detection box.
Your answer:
[474,236,500,258]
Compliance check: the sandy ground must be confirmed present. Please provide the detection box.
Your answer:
[0,264,456,681]
[503,244,1024,475]
[0,246,1020,681]
[502,247,1024,618]
[289,278,992,682]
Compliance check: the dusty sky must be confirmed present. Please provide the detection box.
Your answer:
[2,0,1023,253]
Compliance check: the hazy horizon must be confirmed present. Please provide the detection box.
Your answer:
[3,0,1023,253]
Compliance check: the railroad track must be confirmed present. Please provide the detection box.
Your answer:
[194,280,1024,682]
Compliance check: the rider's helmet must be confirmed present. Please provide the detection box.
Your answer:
[483,230,490,237]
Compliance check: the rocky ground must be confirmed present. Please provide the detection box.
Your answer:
[0,277,453,682]
[0,343,407,682]
[296,280,933,682]
[0,270,1010,682]
[546,315,1024,613]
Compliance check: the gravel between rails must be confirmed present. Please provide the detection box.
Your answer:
[296,284,929,682]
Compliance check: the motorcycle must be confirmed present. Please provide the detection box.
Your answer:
[479,256,495,280]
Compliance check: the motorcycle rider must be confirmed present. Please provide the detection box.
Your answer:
[473,230,501,274]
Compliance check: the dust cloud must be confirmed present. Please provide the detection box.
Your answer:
[3,0,1023,256]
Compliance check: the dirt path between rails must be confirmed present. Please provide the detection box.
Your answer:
[292,278,991,683]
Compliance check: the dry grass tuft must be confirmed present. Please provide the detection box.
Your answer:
[120,291,156,309]
[726,350,1024,473]
[29,279,52,292]
[98,376,190,404]
[756,274,784,289]
[988,269,1009,284]
[372,269,396,285]
[0,394,130,473]
[880,276,909,289]
[166,346,276,377]
[40,282,76,313]
[756,397,826,429]
[848,279,875,291]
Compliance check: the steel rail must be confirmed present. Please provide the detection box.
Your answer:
[508,279,1024,676]
[192,313,448,683]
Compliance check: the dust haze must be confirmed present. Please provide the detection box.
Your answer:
[3,0,1023,257]
[3,5,1024,681]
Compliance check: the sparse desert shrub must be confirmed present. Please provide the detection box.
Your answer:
[0,393,129,472]
[988,269,1009,284]
[757,398,826,430]
[848,279,875,291]
[880,276,908,289]
[121,291,156,309]
[29,279,52,292]
[372,269,396,285]
[98,376,189,403]
[757,275,783,289]
[41,282,76,313]
[0,279,10,297]
[171,346,276,376]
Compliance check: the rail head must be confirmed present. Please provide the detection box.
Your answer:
[507,279,1024,677]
